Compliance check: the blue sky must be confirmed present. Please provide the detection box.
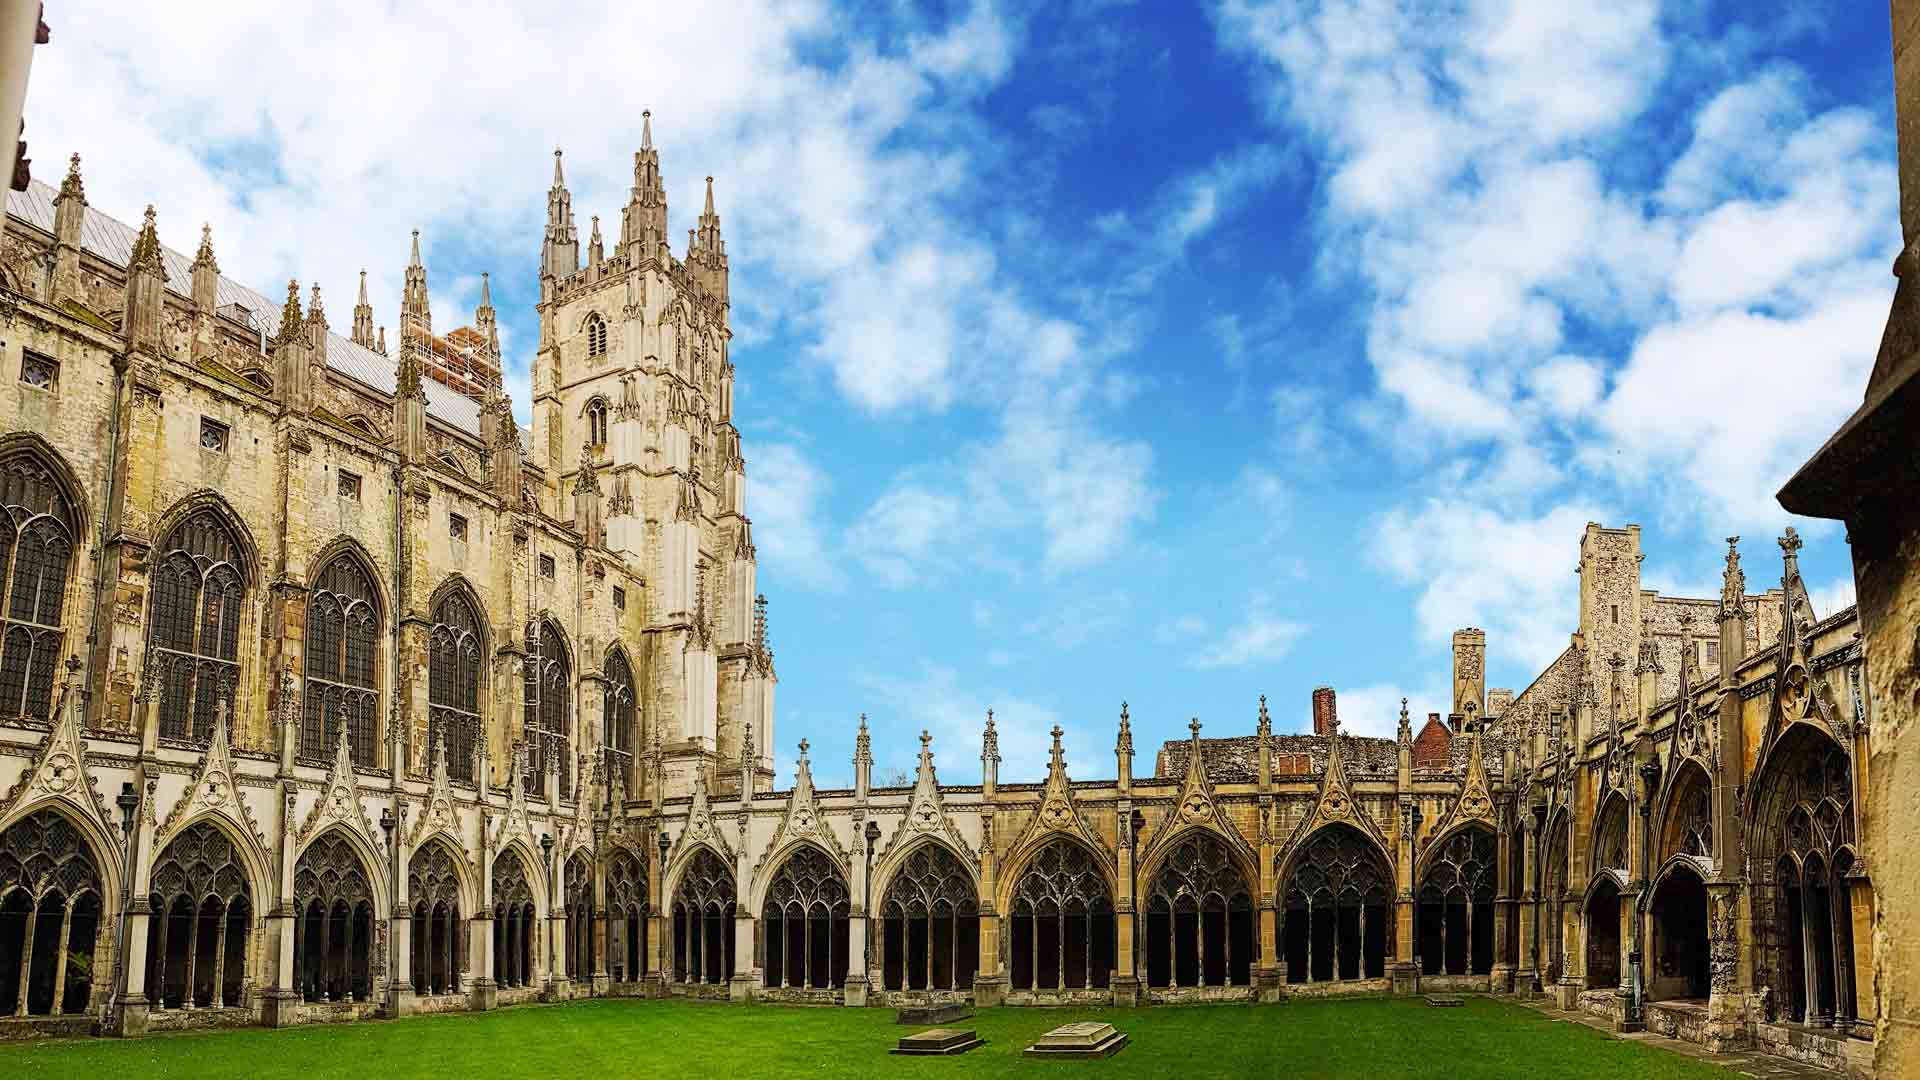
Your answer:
[34,1,1891,783]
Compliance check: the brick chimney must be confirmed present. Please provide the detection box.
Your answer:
[1312,685,1338,736]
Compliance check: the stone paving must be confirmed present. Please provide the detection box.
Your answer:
[1518,1001,1843,1079]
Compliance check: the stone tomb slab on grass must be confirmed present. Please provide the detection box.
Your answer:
[1023,1021,1129,1058]
[1425,995,1465,1007]
[894,1002,974,1025]
[890,1027,983,1055]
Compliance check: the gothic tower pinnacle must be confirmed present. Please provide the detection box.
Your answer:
[351,269,376,348]
[622,109,669,258]
[541,148,579,280]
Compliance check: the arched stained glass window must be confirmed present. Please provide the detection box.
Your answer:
[0,450,78,721]
[524,619,571,799]
[303,554,380,766]
[428,589,483,782]
[148,510,246,744]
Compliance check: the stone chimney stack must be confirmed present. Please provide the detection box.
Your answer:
[1311,685,1338,736]
[1451,627,1486,720]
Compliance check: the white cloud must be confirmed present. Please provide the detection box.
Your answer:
[846,485,963,586]
[1175,599,1313,668]
[750,443,839,589]
[1809,576,1857,621]
[858,664,1077,784]
[1370,500,1605,674]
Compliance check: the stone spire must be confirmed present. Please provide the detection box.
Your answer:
[402,228,431,340]
[122,206,168,354]
[475,271,500,359]
[541,147,579,280]
[691,175,728,304]
[305,283,328,349]
[1116,701,1134,794]
[1719,536,1747,619]
[351,269,376,348]
[51,154,86,301]
[853,713,872,799]
[272,279,311,413]
[588,215,604,269]
[190,223,220,313]
[622,109,669,257]
[980,708,1000,796]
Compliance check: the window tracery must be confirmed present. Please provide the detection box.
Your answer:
[492,851,537,989]
[880,843,977,992]
[1146,833,1254,988]
[1009,839,1113,992]
[1282,824,1392,984]
[303,555,380,766]
[0,450,77,721]
[762,844,849,990]
[523,620,571,800]
[148,509,245,744]
[149,822,252,1008]
[0,808,102,1017]
[672,847,735,985]
[606,850,649,983]
[603,647,635,782]
[427,590,482,782]
[293,832,375,1004]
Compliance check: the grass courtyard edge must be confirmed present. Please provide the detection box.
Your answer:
[0,996,1733,1080]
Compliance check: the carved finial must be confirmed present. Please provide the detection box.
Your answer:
[553,146,565,186]
[797,738,809,759]
[982,708,999,762]
[1189,716,1202,741]
[57,152,85,203]
[920,729,932,751]
[307,282,325,323]
[128,205,165,279]
[409,228,423,267]
[192,223,218,272]
[274,279,305,347]
[1049,724,1065,773]
[1720,535,1747,618]
[1779,526,1803,559]
[1258,694,1272,737]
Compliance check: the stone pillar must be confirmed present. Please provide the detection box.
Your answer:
[843,912,869,1007]
[1702,881,1747,1052]
[469,910,497,1010]
[1555,899,1583,1009]
[1516,815,1539,995]
[1113,802,1140,1006]
[729,910,755,1001]
[1613,887,1638,1031]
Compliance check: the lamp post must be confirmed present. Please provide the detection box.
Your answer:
[862,820,880,988]
[380,808,396,997]
[1530,797,1548,995]
[1128,809,1145,986]
[110,781,139,1029]
[1632,757,1661,1025]
[657,828,671,983]
[541,832,554,984]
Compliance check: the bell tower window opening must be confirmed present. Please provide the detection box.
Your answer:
[586,314,608,359]
[586,399,609,451]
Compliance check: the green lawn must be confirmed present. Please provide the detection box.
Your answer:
[1,997,1726,1079]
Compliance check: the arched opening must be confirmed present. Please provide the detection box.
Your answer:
[1586,878,1622,989]
[1144,833,1255,989]
[670,847,736,986]
[565,853,594,983]
[148,821,252,1009]
[585,315,608,360]
[0,448,81,722]
[761,845,848,990]
[303,553,381,767]
[1281,824,1391,985]
[409,841,463,995]
[1543,811,1570,984]
[1749,723,1857,1028]
[1650,865,1710,1001]
[491,851,536,989]
[523,620,572,800]
[880,844,977,993]
[605,851,648,984]
[292,832,375,1003]
[147,508,247,745]
[1008,839,1113,993]
[427,588,483,782]
[1418,827,1496,977]
[0,808,103,1017]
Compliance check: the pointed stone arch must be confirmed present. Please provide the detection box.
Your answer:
[291,825,382,1003]
[1141,829,1258,990]
[874,837,978,993]
[150,490,261,588]
[756,841,850,991]
[0,802,110,1016]
[1277,820,1394,985]
[295,824,388,922]
[1589,790,1630,876]
[1002,834,1116,994]
[666,842,736,986]
[0,430,92,538]
[1658,757,1715,864]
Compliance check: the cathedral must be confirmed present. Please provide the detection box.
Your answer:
[0,124,1889,1077]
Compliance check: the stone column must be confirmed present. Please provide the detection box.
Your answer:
[1113,801,1140,1006]
[729,909,755,1001]
[1516,815,1539,995]
[1556,898,1583,1009]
